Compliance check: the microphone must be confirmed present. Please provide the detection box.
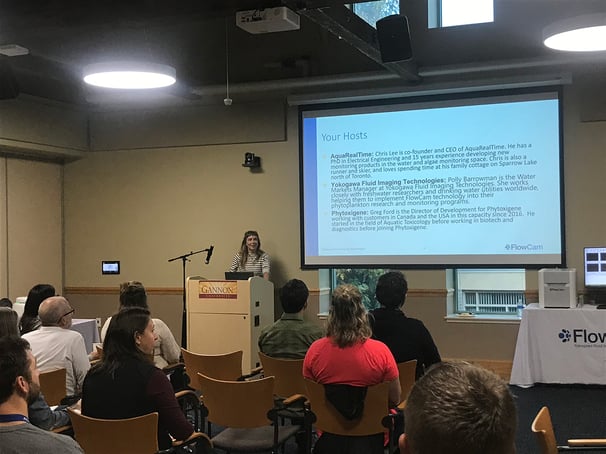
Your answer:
[205,245,214,264]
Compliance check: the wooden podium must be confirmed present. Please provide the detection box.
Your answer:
[186,276,274,373]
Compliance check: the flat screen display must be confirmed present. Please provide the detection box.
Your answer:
[101,261,120,275]
[299,87,564,268]
[584,247,606,287]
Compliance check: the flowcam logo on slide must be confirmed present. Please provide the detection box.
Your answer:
[505,243,543,251]
[558,328,606,346]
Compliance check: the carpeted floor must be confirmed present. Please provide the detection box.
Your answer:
[512,384,606,454]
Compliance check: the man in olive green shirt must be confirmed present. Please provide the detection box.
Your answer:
[258,279,324,359]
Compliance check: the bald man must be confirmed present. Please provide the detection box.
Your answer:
[22,296,90,397]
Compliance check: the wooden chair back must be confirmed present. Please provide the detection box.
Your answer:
[304,379,390,436]
[397,359,417,410]
[182,348,243,385]
[531,406,557,454]
[198,373,275,428]
[258,352,305,397]
[67,408,159,454]
[39,368,66,406]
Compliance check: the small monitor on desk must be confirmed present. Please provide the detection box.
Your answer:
[584,247,606,304]
[225,271,254,280]
[584,247,606,286]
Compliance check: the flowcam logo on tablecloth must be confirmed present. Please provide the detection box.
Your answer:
[558,328,606,346]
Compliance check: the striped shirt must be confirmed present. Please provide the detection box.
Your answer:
[229,251,270,276]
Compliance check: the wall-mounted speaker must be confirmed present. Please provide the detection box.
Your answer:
[376,14,413,63]
[0,60,19,100]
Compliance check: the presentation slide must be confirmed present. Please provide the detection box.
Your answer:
[300,89,564,267]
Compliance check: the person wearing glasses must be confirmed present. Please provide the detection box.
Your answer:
[22,296,90,398]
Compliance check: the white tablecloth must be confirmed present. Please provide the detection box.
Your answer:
[71,318,100,354]
[510,303,606,386]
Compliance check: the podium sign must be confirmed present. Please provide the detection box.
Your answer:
[186,277,274,373]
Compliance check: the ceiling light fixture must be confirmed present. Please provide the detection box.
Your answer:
[544,13,606,52]
[82,61,176,89]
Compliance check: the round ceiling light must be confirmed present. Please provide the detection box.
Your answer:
[544,14,606,52]
[82,61,176,89]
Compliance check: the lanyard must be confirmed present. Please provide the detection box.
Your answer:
[0,414,29,423]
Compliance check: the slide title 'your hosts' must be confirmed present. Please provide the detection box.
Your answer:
[321,132,367,141]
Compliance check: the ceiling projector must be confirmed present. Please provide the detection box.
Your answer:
[236,7,300,34]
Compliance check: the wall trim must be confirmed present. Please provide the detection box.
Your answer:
[65,286,182,295]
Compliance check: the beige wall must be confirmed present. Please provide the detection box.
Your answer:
[0,96,87,159]
[0,158,63,301]
[2,74,605,363]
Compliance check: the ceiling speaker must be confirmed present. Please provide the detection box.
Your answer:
[376,15,413,63]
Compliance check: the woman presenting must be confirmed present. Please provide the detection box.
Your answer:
[228,230,270,280]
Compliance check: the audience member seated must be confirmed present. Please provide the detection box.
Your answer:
[399,361,517,454]
[82,307,194,450]
[303,284,400,454]
[0,308,71,431]
[22,296,90,398]
[100,281,180,369]
[370,271,441,379]
[0,297,12,308]
[258,279,323,359]
[0,336,83,453]
[19,284,55,335]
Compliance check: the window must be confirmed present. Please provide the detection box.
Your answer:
[331,267,526,316]
[348,0,400,28]
[455,269,526,315]
[332,268,388,311]
[429,0,493,28]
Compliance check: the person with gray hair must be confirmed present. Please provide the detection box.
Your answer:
[22,296,90,397]
[399,361,517,454]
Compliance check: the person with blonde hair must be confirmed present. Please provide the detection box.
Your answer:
[303,284,400,454]
[228,230,270,280]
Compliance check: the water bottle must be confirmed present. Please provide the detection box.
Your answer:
[516,300,525,318]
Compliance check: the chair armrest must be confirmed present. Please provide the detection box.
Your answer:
[567,439,606,447]
[282,393,307,406]
[175,389,198,401]
[163,362,185,373]
[160,432,212,453]
[52,424,72,434]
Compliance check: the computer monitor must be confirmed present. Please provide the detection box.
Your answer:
[224,271,254,280]
[584,247,606,304]
[584,247,606,288]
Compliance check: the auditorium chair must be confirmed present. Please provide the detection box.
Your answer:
[67,409,212,454]
[532,406,606,453]
[39,368,67,406]
[303,379,394,454]
[197,373,303,453]
[181,348,261,383]
[396,359,417,410]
